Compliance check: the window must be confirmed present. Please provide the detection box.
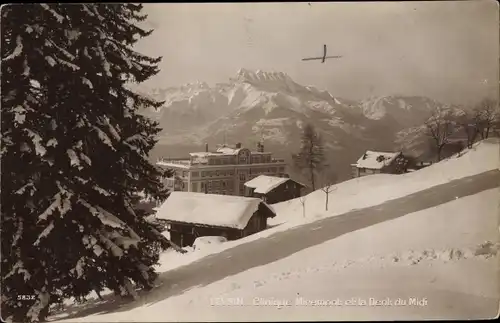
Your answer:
[201,182,205,189]
[182,171,187,177]
[201,171,206,177]
[208,181,212,188]
[222,181,226,188]
[279,166,284,172]
[270,167,277,172]
[192,182,198,192]
[192,172,199,178]
[215,170,219,176]
[239,174,245,181]
[229,170,234,176]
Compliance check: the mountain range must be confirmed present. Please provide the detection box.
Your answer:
[138,69,461,181]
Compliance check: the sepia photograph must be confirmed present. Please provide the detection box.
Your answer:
[1,1,499,322]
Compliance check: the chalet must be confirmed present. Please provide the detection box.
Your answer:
[244,175,305,204]
[351,150,408,178]
[155,191,276,247]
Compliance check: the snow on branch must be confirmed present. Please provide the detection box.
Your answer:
[25,129,47,156]
[124,134,147,145]
[26,292,50,322]
[92,126,116,151]
[124,141,143,155]
[33,221,55,246]
[45,56,56,67]
[12,218,23,246]
[2,35,23,61]
[12,105,26,125]
[15,182,35,195]
[38,189,73,221]
[69,257,85,278]
[99,116,121,141]
[40,4,65,23]
[98,232,124,258]
[82,77,93,89]
[5,261,31,281]
[93,185,111,197]
[55,57,80,71]
[45,39,76,61]
[78,199,126,229]
[80,152,92,165]
[96,45,112,77]
[67,149,82,169]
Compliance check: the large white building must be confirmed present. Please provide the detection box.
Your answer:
[156,142,288,196]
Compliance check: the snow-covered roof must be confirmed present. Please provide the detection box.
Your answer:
[156,161,190,169]
[155,192,276,229]
[244,175,303,194]
[216,147,242,155]
[188,147,243,157]
[189,152,214,157]
[355,151,401,170]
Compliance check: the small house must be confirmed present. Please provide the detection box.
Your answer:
[351,150,408,178]
[155,192,276,247]
[244,175,305,204]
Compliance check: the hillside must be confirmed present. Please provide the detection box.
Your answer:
[50,140,500,322]
[138,69,461,180]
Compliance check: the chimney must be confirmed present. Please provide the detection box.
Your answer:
[205,143,208,152]
[235,142,241,149]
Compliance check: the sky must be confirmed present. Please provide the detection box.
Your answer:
[135,1,499,105]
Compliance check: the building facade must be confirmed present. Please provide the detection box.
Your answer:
[156,142,288,196]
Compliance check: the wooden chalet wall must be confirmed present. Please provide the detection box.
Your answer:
[168,204,274,248]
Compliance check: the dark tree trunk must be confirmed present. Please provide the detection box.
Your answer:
[95,289,104,301]
[325,193,329,211]
[437,145,444,162]
[310,168,315,191]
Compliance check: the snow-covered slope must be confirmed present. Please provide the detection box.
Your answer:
[52,140,500,322]
[272,138,499,225]
[141,189,498,321]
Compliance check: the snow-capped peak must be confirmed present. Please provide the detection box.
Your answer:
[236,68,291,84]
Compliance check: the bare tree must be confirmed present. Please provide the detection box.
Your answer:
[473,98,499,140]
[319,171,338,211]
[298,195,307,218]
[425,106,457,162]
[292,123,326,191]
[456,110,479,149]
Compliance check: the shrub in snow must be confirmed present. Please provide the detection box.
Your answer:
[474,241,499,258]
[193,236,228,251]
[1,4,175,322]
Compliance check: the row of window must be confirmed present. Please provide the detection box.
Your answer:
[168,166,287,182]
[200,169,235,178]
[191,180,234,192]
[208,157,235,165]
[251,155,272,163]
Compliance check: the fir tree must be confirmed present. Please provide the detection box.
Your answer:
[291,123,326,191]
[1,4,173,321]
